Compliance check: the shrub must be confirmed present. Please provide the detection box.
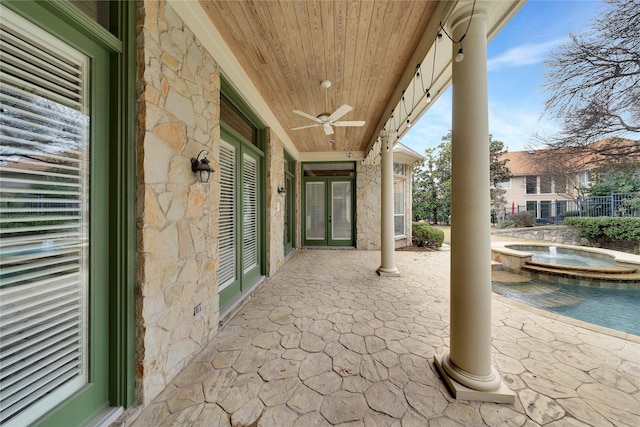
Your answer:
[497,219,515,229]
[512,211,534,227]
[412,222,444,247]
[564,217,640,252]
[559,210,581,220]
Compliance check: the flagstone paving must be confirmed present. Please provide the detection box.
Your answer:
[129,249,640,426]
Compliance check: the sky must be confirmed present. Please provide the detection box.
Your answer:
[401,0,605,155]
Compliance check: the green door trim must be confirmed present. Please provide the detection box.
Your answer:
[302,176,355,247]
[4,1,137,424]
[283,150,296,255]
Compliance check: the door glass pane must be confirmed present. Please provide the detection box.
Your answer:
[331,182,351,240]
[218,141,236,290]
[242,153,258,273]
[70,1,110,33]
[305,182,325,240]
[0,11,89,424]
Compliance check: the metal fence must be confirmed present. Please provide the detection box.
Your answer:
[501,192,640,225]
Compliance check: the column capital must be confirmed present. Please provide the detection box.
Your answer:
[449,2,489,36]
[378,130,397,144]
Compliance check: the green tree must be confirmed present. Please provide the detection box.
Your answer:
[587,168,640,196]
[490,136,512,211]
[412,136,451,224]
[412,132,510,224]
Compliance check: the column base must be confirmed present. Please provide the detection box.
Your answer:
[434,355,515,404]
[376,266,400,277]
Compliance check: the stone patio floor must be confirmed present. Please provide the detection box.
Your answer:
[129,249,640,426]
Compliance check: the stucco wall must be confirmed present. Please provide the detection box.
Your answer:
[136,0,221,404]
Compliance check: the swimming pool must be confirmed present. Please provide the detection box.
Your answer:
[492,279,640,336]
[525,247,616,267]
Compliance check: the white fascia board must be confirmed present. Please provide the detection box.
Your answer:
[167,0,300,159]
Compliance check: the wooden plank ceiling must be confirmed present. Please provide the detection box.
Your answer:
[200,0,439,153]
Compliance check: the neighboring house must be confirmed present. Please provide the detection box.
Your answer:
[0,1,523,424]
[498,139,639,222]
[497,149,587,222]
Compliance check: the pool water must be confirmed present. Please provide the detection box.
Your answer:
[493,279,640,336]
[526,248,616,267]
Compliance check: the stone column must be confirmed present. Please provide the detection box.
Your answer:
[377,132,400,276]
[434,6,514,402]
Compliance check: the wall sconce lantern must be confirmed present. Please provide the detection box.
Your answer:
[277,186,286,197]
[191,150,214,183]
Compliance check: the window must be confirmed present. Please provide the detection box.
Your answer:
[0,10,92,424]
[539,175,552,194]
[554,176,566,193]
[221,96,257,147]
[579,170,592,187]
[394,178,405,236]
[526,201,537,217]
[70,1,111,32]
[556,200,568,218]
[393,163,405,175]
[525,176,537,194]
[540,201,551,219]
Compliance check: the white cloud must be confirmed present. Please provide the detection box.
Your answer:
[401,90,452,154]
[488,102,561,152]
[488,38,567,71]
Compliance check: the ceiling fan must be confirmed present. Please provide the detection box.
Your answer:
[292,80,365,135]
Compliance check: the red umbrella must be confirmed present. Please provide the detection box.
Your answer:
[511,202,515,215]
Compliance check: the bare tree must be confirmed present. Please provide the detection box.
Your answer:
[542,0,640,161]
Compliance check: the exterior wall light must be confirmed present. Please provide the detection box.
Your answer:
[277,186,286,197]
[191,150,214,183]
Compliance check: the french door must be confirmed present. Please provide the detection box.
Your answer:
[303,178,354,247]
[0,4,111,426]
[218,136,262,310]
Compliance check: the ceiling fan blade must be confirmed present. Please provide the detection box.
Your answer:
[333,120,366,127]
[292,124,322,131]
[292,110,322,123]
[328,104,353,122]
[323,124,335,135]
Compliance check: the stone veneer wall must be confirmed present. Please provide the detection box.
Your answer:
[491,226,588,246]
[356,161,381,250]
[266,130,285,275]
[136,0,221,404]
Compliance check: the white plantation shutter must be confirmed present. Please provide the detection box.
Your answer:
[305,182,325,240]
[0,7,89,425]
[242,153,258,273]
[218,141,236,291]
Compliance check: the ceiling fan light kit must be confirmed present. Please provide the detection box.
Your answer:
[292,80,366,136]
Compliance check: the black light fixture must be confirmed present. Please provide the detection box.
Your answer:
[191,150,214,183]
